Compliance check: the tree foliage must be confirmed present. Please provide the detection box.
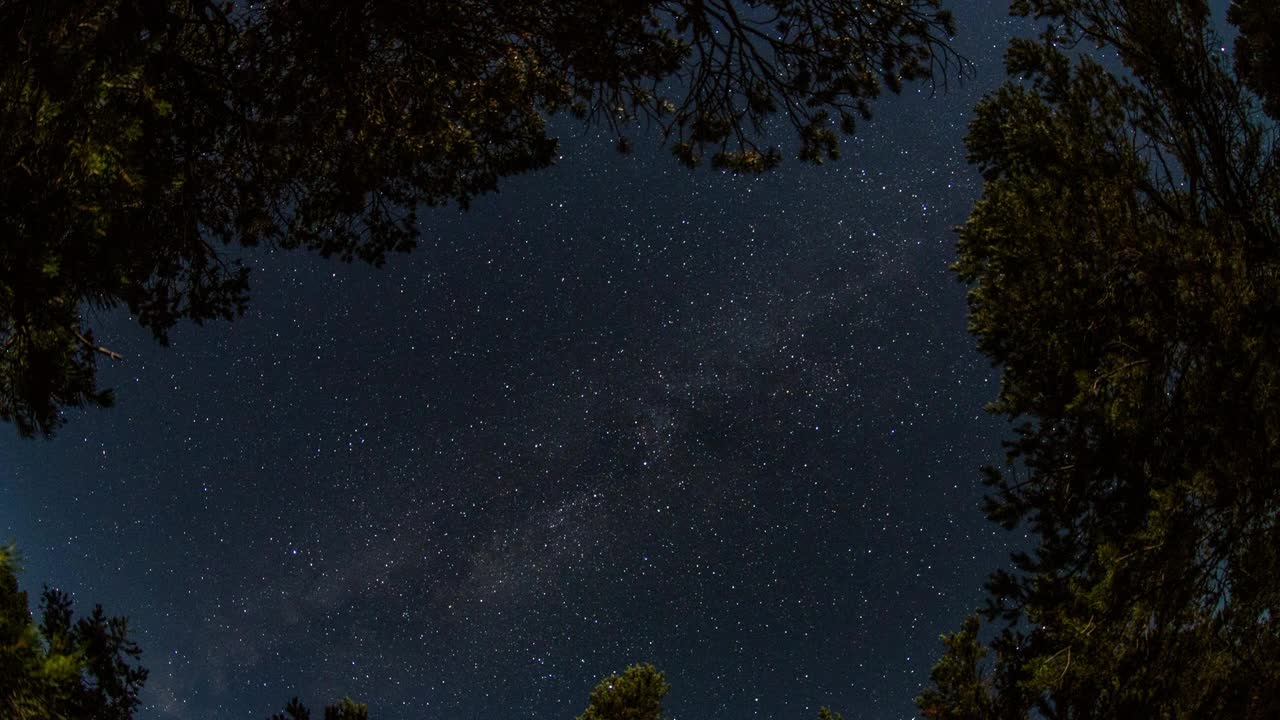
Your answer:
[1229,0,1280,119]
[269,696,370,720]
[0,546,147,720]
[0,0,967,438]
[274,663,853,720]
[577,663,671,720]
[919,0,1280,717]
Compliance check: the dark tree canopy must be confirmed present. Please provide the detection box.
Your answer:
[269,696,370,720]
[0,0,966,438]
[1229,0,1280,118]
[0,546,148,720]
[920,0,1279,717]
[273,663,847,720]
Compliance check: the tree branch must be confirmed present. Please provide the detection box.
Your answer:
[74,332,123,362]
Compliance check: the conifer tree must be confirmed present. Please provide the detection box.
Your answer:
[920,1,1280,716]
[577,663,671,720]
[269,696,370,720]
[0,546,147,720]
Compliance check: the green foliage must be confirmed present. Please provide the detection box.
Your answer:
[920,1,1280,718]
[916,617,992,719]
[816,707,845,720]
[0,545,147,720]
[1,0,968,438]
[577,663,671,720]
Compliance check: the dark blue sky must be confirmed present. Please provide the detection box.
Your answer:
[2,3,1029,719]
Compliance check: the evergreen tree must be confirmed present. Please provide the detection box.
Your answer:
[269,696,370,720]
[0,0,967,438]
[0,546,147,720]
[920,0,1280,717]
[577,663,671,720]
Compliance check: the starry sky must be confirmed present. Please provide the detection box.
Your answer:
[3,3,1028,719]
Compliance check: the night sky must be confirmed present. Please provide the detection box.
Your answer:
[3,4,1027,719]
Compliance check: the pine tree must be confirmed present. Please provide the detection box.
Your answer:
[577,663,671,720]
[0,546,147,719]
[269,696,370,720]
[920,0,1280,716]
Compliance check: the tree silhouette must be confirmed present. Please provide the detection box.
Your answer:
[269,696,370,720]
[919,0,1280,716]
[1230,0,1280,118]
[273,664,849,720]
[1,0,968,438]
[0,546,147,720]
